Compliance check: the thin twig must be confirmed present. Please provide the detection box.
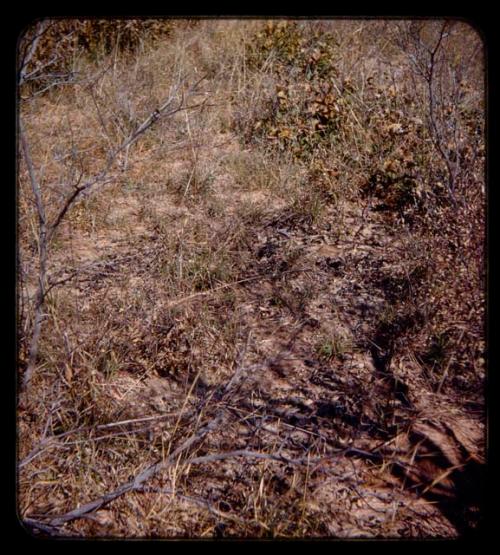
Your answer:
[18,20,51,86]
[164,268,312,310]
[19,410,186,469]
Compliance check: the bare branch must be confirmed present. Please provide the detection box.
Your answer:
[394,21,459,207]
[19,67,207,388]
[46,412,225,527]
[425,22,458,205]
[22,517,70,537]
[19,122,49,390]
[18,411,184,469]
[47,74,206,241]
[135,486,249,526]
[18,19,51,86]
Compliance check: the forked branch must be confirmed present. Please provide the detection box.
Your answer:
[19,70,207,390]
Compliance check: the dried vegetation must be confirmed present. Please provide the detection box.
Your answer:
[17,19,485,538]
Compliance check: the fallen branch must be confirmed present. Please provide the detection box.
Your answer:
[33,446,310,530]
[22,517,71,537]
[32,336,254,528]
[186,449,310,467]
[27,423,411,529]
[46,412,225,527]
[135,485,249,526]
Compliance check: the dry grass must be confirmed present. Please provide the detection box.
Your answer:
[18,19,485,538]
